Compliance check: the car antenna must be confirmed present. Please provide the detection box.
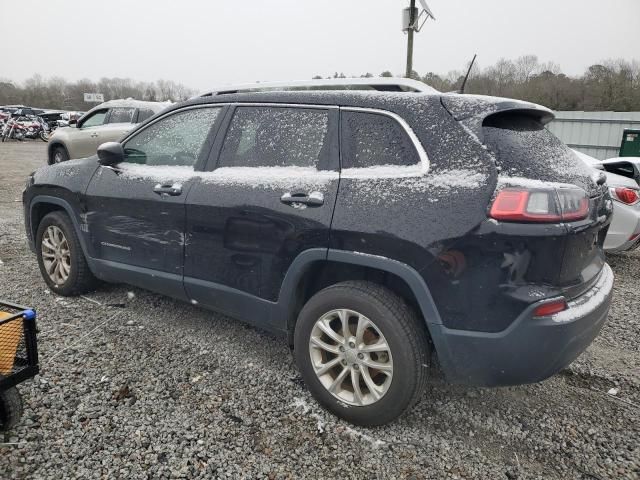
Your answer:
[459,54,477,94]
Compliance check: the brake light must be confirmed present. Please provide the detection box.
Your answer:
[490,188,589,223]
[533,299,567,317]
[611,187,640,205]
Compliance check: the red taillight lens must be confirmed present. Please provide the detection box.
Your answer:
[533,299,567,317]
[611,187,640,205]
[490,188,589,223]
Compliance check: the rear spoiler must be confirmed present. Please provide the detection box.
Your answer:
[440,94,555,145]
[441,94,554,124]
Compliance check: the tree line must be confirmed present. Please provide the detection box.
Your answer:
[319,56,640,111]
[0,75,196,111]
[1,56,638,112]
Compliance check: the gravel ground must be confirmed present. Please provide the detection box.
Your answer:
[0,142,638,479]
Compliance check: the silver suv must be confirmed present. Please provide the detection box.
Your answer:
[47,99,170,164]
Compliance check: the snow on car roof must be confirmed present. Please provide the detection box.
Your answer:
[91,99,172,113]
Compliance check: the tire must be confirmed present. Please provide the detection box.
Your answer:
[50,145,69,164]
[40,131,49,142]
[294,281,430,426]
[35,211,98,296]
[0,386,23,432]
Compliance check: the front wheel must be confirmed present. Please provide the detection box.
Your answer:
[40,131,49,142]
[50,146,69,164]
[35,211,98,296]
[294,281,430,426]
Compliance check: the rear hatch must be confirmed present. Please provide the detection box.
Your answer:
[442,94,612,299]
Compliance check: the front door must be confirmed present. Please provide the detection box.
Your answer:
[184,104,340,324]
[84,106,224,297]
[70,108,109,158]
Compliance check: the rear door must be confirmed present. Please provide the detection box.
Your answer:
[184,104,340,318]
[84,106,224,297]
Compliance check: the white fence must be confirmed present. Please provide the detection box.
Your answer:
[548,111,640,160]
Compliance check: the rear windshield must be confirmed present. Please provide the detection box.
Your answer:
[601,162,637,180]
[482,113,597,195]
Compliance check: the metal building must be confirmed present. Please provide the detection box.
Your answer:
[547,111,640,160]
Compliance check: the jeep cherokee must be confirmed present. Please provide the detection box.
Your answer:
[23,79,615,426]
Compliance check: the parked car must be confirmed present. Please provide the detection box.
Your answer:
[573,150,640,252]
[23,79,614,426]
[46,99,170,164]
[599,156,640,185]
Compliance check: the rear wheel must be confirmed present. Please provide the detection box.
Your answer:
[294,281,430,426]
[0,386,22,432]
[36,211,98,296]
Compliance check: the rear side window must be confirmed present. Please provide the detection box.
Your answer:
[340,111,419,169]
[601,162,636,180]
[136,108,156,123]
[108,107,136,124]
[218,107,330,168]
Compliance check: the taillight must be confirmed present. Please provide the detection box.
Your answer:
[490,187,589,223]
[532,298,568,317]
[610,187,640,205]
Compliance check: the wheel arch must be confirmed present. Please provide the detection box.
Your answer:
[279,249,444,347]
[29,196,91,260]
[47,141,69,164]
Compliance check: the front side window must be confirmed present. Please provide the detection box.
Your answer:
[341,111,419,169]
[80,110,108,128]
[108,107,136,124]
[218,107,330,168]
[122,107,221,167]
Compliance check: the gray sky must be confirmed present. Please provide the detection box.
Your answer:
[1,0,638,91]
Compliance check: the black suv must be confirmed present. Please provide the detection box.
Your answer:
[23,82,615,425]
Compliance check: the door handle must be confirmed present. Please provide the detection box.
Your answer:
[153,183,183,197]
[280,191,324,207]
[90,133,99,138]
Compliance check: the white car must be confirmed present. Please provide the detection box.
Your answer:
[573,150,640,252]
[47,99,170,164]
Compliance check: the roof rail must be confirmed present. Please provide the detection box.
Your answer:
[198,78,438,97]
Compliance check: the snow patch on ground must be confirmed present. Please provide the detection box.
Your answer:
[291,397,385,448]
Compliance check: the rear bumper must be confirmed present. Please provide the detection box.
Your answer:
[430,264,614,386]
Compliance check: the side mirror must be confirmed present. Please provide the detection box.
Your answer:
[97,142,125,166]
[69,119,77,127]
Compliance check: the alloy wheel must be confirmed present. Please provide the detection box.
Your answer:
[41,225,71,285]
[308,309,393,406]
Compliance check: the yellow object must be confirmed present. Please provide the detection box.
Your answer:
[0,311,21,375]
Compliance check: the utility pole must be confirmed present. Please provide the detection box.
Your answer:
[405,0,416,78]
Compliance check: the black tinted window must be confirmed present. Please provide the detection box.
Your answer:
[136,108,156,123]
[341,111,419,169]
[108,107,135,124]
[218,107,329,168]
